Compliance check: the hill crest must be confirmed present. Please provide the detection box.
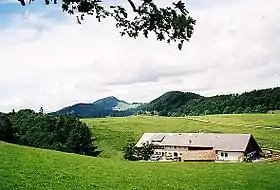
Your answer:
[52,96,143,118]
[145,87,280,116]
[52,87,280,118]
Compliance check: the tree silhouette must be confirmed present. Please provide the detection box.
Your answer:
[39,107,44,114]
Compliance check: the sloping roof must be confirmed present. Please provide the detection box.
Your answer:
[136,133,252,151]
[151,134,165,142]
[181,150,216,161]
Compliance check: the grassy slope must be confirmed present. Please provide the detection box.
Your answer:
[1,114,280,189]
[190,114,280,128]
[1,142,280,190]
[83,114,280,159]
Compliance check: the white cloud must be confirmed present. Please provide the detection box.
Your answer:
[1,0,280,112]
[0,0,18,4]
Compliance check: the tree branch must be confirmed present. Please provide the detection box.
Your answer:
[126,0,138,12]
[18,0,26,6]
[16,0,195,50]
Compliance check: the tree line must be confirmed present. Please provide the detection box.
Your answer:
[0,109,96,156]
[145,87,280,116]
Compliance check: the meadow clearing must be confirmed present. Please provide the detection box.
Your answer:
[1,114,280,189]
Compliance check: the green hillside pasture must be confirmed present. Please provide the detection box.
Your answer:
[1,142,280,190]
[189,114,280,128]
[83,115,280,159]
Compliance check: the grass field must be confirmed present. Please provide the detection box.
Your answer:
[83,114,280,159]
[1,114,280,189]
[190,114,280,128]
[1,142,280,190]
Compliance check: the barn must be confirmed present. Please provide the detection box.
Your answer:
[135,133,262,162]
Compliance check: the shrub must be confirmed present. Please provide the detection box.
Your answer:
[123,139,154,161]
[123,138,137,160]
[137,141,154,160]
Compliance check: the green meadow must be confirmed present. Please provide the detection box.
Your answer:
[1,114,280,189]
[83,114,280,159]
[189,114,280,128]
[1,142,280,190]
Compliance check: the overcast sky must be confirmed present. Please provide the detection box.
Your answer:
[0,0,280,112]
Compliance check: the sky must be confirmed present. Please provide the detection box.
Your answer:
[0,0,280,113]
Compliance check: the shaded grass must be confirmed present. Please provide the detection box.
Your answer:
[1,142,280,190]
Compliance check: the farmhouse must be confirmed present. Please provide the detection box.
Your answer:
[136,133,262,162]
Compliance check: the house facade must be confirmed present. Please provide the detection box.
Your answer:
[135,133,262,162]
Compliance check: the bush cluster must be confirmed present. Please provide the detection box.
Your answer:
[0,109,96,156]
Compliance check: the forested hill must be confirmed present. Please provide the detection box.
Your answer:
[145,91,202,114]
[145,87,280,116]
[52,96,143,118]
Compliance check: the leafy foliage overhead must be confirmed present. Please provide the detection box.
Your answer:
[19,0,196,50]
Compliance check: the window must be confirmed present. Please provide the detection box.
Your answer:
[220,152,228,158]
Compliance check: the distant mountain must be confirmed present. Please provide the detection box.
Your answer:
[51,96,143,118]
[52,87,280,118]
[145,87,280,116]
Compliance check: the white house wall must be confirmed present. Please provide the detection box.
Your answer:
[153,148,244,162]
[216,151,244,162]
[154,149,183,158]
